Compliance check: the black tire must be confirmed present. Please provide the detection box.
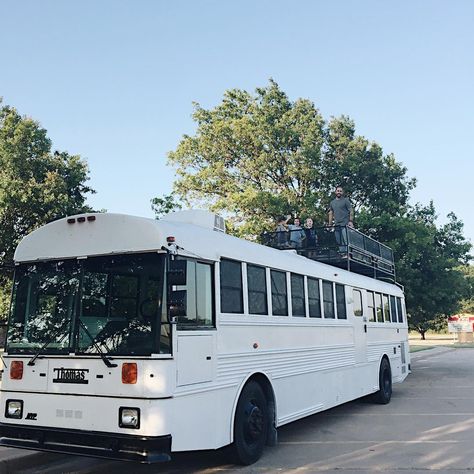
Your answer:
[373,357,392,404]
[230,381,268,465]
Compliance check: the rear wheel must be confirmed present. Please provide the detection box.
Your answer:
[230,381,268,465]
[373,358,392,404]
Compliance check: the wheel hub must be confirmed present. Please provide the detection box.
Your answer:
[245,402,264,441]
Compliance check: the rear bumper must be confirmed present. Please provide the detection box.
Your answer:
[0,423,172,463]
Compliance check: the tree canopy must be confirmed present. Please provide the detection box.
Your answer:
[159,80,472,337]
[0,101,95,319]
[459,265,474,314]
[167,80,415,236]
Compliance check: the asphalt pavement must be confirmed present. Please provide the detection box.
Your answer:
[2,346,474,473]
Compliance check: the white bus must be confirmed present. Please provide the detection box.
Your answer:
[0,210,410,465]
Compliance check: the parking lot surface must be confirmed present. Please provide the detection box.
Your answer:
[5,346,474,473]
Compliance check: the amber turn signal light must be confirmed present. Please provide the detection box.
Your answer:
[122,363,137,384]
[10,361,23,380]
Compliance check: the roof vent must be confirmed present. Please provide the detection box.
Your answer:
[162,210,226,233]
[213,215,225,233]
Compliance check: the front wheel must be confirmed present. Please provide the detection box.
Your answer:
[373,358,392,404]
[230,381,268,465]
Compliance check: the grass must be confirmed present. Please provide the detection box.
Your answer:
[410,345,435,353]
[442,343,474,349]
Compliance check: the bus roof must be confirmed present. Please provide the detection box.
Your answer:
[15,211,403,296]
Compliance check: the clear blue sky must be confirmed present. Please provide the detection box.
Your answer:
[1,0,473,243]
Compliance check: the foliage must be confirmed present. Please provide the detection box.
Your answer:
[459,265,474,314]
[151,193,182,219]
[163,80,472,338]
[0,101,95,321]
[357,203,471,338]
[166,80,415,237]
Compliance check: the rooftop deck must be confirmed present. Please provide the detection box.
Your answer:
[261,226,396,283]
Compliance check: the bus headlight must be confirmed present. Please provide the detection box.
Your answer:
[119,407,140,429]
[6,400,23,419]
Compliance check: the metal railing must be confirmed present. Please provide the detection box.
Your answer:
[261,226,395,282]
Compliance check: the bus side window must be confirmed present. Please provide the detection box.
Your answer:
[290,274,305,317]
[390,295,397,323]
[220,259,243,314]
[335,284,346,319]
[322,281,334,319]
[382,294,390,323]
[271,270,288,316]
[367,291,376,322]
[375,293,383,322]
[353,289,363,316]
[308,278,321,318]
[396,297,404,323]
[247,264,268,315]
[178,260,213,328]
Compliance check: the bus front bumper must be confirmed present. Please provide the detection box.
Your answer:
[0,423,172,463]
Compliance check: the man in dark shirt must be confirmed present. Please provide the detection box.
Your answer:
[328,186,354,227]
[328,186,354,255]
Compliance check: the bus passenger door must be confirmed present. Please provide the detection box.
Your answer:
[352,288,367,364]
[171,259,216,386]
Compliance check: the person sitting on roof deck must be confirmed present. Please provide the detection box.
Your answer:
[288,217,306,249]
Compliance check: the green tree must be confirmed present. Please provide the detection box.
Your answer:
[0,102,95,320]
[459,265,474,314]
[151,193,182,219]
[166,80,415,237]
[161,80,471,337]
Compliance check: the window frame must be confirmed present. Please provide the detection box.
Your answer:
[367,291,376,322]
[396,297,404,323]
[390,295,398,323]
[382,294,391,323]
[247,263,268,316]
[322,280,335,319]
[307,277,322,318]
[270,269,288,317]
[335,284,347,319]
[219,258,244,314]
[353,289,363,317]
[176,258,216,330]
[375,292,384,323]
[290,273,306,317]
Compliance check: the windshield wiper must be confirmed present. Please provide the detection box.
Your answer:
[27,320,71,366]
[78,319,118,368]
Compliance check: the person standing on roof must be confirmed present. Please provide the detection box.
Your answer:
[328,186,354,228]
[328,186,354,255]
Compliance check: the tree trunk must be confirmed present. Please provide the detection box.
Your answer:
[420,330,426,340]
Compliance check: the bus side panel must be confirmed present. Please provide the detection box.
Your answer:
[367,326,409,385]
[170,386,236,451]
[272,362,376,426]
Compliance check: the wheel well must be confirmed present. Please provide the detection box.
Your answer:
[248,373,276,411]
[380,354,392,381]
[231,373,277,446]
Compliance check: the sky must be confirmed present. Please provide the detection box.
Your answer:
[0,0,473,243]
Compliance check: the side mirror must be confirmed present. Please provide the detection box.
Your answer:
[167,259,187,286]
[168,290,187,320]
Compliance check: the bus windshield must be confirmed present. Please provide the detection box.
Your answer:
[6,253,170,356]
